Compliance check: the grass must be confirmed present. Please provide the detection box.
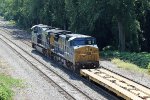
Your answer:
[112,58,148,74]
[0,16,4,19]
[0,74,21,100]
[0,59,22,100]
[7,20,16,26]
[101,50,150,74]
[148,63,150,73]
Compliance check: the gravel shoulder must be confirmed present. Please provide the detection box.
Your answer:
[0,37,67,100]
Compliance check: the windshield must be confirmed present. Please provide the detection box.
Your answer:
[71,38,96,46]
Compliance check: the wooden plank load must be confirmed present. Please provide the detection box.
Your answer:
[80,68,150,100]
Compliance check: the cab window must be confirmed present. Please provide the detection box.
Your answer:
[70,38,96,46]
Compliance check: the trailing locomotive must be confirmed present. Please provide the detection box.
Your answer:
[31,24,100,72]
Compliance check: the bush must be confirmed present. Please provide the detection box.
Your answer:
[148,63,150,73]
[101,51,150,69]
[102,46,115,51]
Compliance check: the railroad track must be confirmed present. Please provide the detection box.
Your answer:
[0,22,32,47]
[0,34,94,100]
[1,20,150,99]
[0,26,120,100]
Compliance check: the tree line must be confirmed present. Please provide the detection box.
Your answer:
[0,0,150,52]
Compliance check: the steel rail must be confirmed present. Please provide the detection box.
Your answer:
[0,21,120,99]
[0,34,93,100]
[2,20,149,99]
[1,24,150,91]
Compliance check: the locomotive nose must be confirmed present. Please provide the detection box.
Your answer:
[75,46,99,69]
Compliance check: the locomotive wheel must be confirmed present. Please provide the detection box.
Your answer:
[55,56,58,61]
[44,50,47,56]
[76,66,80,73]
[73,65,79,73]
[51,55,54,60]
[66,61,70,68]
[51,53,54,60]
[72,65,76,72]
[71,65,76,72]
[32,43,35,48]
[54,56,56,60]
[42,49,46,56]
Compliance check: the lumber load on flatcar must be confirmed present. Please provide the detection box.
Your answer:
[80,68,150,100]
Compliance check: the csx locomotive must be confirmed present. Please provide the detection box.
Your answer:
[31,24,100,72]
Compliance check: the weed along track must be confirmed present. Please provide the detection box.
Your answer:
[0,34,95,100]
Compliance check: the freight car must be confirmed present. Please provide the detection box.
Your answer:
[31,24,100,72]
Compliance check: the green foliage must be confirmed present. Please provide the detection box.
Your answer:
[0,0,150,52]
[101,51,150,69]
[7,20,16,26]
[148,63,150,73]
[0,83,12,100]
[0,74,21,100]
[102,46,115,51]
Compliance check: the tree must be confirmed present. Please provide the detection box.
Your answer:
[0,0,150,52]
[77,0,142,51]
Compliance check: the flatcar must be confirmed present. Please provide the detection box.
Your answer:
[31,24,100,72]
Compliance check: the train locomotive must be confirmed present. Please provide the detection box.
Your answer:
[31,24,100,72]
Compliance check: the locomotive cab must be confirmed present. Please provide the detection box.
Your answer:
[67,34,100,70]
